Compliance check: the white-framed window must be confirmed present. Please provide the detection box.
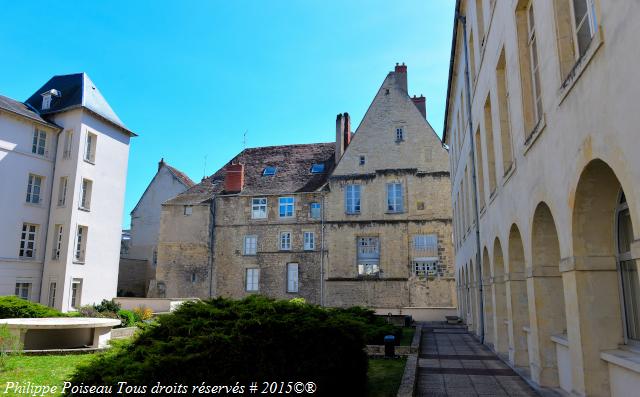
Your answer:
[413,234,438,257]
[396,127,404,142]
[42,94,51,110]
[75,225,88,262]
[15,282,32,300]
[345,184,361,214]
[84,132,97,163]
[26,174,43,204]
[58,177,68,207]
[184,206,193,216]
[304,232,315,251]
[246,268,259,292]
[251,197,267,219]
[387,183,404,213]
[414,260,440,277]
[48,281,57,307]
[71,278,82,309]
[19,223,38,259]
[617,193,640,341]
[32,129,47,156]
[310,202,321,219]
[279,197,294,218]
[244,235,258,255]
[79,178,93,210]
[527,1,543,124]
[357,237,380,276]
[572,0,597,58]
[280,232,292,251]
[287,263,299,293]
[52,224,63,260]
[63,130,73,159]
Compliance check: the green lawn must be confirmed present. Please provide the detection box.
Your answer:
[366,357,407,397]
[0,354,97,395]
[398,326,415,346]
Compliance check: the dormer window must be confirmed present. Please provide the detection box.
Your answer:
[262,166,277,176]
[310,163,325,174]
[40,89,60,111]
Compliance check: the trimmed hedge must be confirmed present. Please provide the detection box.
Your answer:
[0,296,63,319]
[69,296,370,396]
[332,306,401,345]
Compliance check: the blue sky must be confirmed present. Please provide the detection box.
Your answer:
[1,1,455,228]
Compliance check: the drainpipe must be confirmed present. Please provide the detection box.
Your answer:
[208,196,217,298]
[320,193,325,306]
[457,12,485,343]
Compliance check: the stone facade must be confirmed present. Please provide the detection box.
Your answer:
[444,1,640,396]
[153,64,455,310]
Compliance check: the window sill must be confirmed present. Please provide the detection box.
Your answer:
[279,249,292,252]
[558,27,604,106]
[78,207,90,212]
[73,260,85,265]
[84,159,95,165]
[386,211,405,215]
[523,114,547,155]
[25,202,43,208]
[250,217,268,221]
[601,348,640,374]
[242,254,257,257]
[345,212,361,216]
[502,161,516,186]
[550,334,569,348]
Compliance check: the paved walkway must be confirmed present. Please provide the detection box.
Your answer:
[416,322,539,397]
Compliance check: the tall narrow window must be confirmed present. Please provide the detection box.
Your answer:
[15,282,32,300]
[345,184,361,214]
[357,237,380,276]
[287,263,299,293]
[63,130,73,159]
[244,235,257,255]
[279,197,294,218]
[19,223,38,259]
[71,279,82,309]
[52,224,63,260]
[280,232,292,251]
[572,0,597,58]
[516,0,539,135]
[251,197,267,219]
[395,128,404,142]
[58,177,68,206]
[26,174,43,204]
[386,183,404,213]
[413,234,438,257]
[304,232,315,251]
[184,206,193,216]
[310,202,321,219]
[79,178,93,210]
[246,268,259,292]
[75,225,88,262]
[496,49,514,172]
[32,130,47,156]
[84,132,97,163]
[617,193,640,341]
[475,127,486,208]
[483,96,497,194]
[48,282,57,307]
[527,2,543,126]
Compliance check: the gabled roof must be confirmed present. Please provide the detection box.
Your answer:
[165,143,335,205]
[130,160,194,214]
[0,94,59,129]
[24,73,135,136]
[165,164,195,188]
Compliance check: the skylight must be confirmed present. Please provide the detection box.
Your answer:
[310,163,325,174]
[262,166,277,176]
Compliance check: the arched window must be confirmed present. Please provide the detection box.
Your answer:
[617,192,640,341]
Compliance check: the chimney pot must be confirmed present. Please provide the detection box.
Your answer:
[394,63,408,92]
[158,158,165,171]
[411,95,427,119]
[224,164,244,193]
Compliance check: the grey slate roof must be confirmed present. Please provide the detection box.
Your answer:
[0,94,59,128]
[24,73,134,135]
[165,143,335,205]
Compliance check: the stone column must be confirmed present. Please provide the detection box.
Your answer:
[505,271,529,368]
[491,275,509,357]
[483,277,495,349]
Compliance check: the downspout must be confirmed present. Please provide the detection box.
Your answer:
[457,12,485,343]
[320,193,325,306]
[208,196,217,298]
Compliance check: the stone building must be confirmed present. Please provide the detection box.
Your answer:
[0,73,134,311]
[118,159,193,296]
[444,0,640,395]
[152,64,455,310]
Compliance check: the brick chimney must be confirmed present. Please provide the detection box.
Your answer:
[395,62,408,93]
[224,163,244,193]
[343,112,352,148]
[335,114,345,162]
[412,95,427,119]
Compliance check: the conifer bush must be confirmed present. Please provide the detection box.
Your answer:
[69,296,371,396]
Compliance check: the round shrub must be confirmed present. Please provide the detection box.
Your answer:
[0,296,62,318]
[93,299,121,313]
[117,309,136,328]
[70,296,368,396]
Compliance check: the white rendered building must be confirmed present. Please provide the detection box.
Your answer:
[0,73,134,312]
